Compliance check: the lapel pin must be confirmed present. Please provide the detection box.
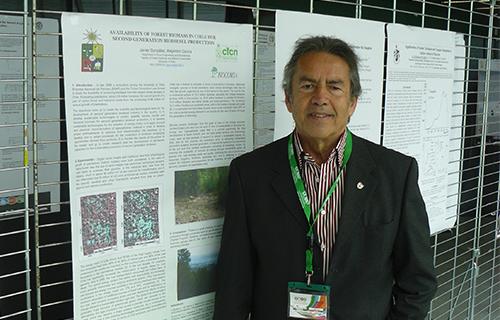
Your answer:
[357,182,364,190]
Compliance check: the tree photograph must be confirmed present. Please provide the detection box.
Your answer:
[177,246,218,300]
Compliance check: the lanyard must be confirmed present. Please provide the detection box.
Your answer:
[288,130,352,285]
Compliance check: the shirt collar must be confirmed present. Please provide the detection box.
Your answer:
[293,130,347,169]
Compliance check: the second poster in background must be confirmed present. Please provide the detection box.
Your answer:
[274,10,385,144]
[274,10,460,235]
[62,13,253,320]
[384,24,458,233]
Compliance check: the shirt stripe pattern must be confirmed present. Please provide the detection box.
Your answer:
[293,130,347,280]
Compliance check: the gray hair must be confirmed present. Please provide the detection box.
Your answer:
[282,36,362,99]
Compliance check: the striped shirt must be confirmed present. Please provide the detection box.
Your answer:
[293,130,347,280]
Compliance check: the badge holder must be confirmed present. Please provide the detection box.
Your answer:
[288,281,330,320]
[287,232,330,319]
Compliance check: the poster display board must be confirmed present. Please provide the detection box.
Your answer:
[384,24,456,234]
[274,10,385,143]
[0,15,60,214]
[62,13,252,320]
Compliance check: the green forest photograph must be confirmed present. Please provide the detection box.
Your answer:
[177,246,218,301]
[174,166,229,224]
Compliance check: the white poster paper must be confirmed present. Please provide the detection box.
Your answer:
[62,12,253,320]
[254,30,276,148]
[446,34,466,232]
[274,10,385,143]
[0,15,60,214]
[384,24,455,234]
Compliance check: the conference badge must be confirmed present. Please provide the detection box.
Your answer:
[288,282,330,319]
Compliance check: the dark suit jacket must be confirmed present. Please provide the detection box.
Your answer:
[213,133,437,320]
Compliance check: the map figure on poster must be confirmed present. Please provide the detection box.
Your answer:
[123,187,160,247]
[80,192,117,255]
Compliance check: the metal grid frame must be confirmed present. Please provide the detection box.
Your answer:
[0,0,32,319]
[0,0,498,319]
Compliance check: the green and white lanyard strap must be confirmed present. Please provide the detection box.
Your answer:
[288,130,352,285]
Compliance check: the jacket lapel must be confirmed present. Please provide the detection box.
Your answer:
[270,135,309,232]
[332,135,378,263]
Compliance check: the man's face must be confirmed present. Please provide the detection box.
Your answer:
[285,51,358,145]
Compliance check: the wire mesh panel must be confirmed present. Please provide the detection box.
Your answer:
[0,0,494,319]
[0,1,32,319]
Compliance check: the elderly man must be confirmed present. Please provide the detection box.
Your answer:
[214,36,437,320]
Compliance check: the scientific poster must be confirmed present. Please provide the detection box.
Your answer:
[254,30,275,147]
[0,15,60,214]
[62,13,252,320]
[384,24,456,234]
[274,10,385,143]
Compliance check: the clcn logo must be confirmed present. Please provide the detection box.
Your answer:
[216,44,238,61]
